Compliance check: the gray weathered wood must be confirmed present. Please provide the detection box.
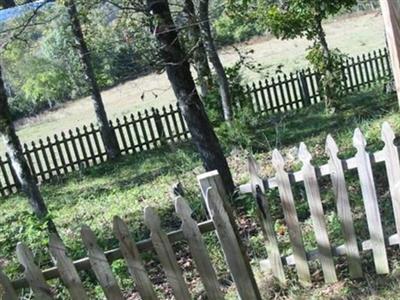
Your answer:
[48,234,88,300]
[197,171,262,300]
[299,142,337,283]
[0,267,18,300]
[353,128,389,274]
[326,135,363,278]
[271,150,311,284]
[381,122,400,241]
[80,225,124,300]
[175,196,224,299]
[112,216,158,300]
[16,242,54,300]
[144,207,191,300]
[248,156,286,284]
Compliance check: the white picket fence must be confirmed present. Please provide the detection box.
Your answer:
[1,121,400,299]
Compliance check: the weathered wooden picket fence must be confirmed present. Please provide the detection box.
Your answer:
[0,48,392,197]
[2,121,400,299]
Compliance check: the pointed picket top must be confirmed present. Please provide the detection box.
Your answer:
[248,154,260,176]
[144,207,161,231]
[353,128,367,150]
[175,196,193,222]
[326,134,339,158]
[272,149,285,170]
[248,154,265,193]
[381,121,396,145]
[298,142,312,165]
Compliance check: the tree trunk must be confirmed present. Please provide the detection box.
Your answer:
[0,0,15,9]
[183,0,212,99]
[147,0,235,194]
[198,0,232,121]
[315,15,336,109]
[0,66,58,233]
[66,0,120,159]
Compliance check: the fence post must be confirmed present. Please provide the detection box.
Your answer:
[297,71,311,106]
[152,108,167,146]
[197,170,262,300]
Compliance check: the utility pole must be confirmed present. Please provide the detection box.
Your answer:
[380,0,400,106]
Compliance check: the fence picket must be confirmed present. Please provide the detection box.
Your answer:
[39,139,51,178]
[271,150,311,284]
[49,234,88,300]
[144,207,191,300]
[113,216,157,299]
[299,143,337,283]
[83,126,96,165]
[32,141,45,181]
[353,128,389,274]
[131,113,143,151]
[198,171,262,300]
[54,134,68,174]
[175,196,224,299]
[326,135,363,278]
[0,267,18,300]
[47,137,60,176]
[16,242,54,299]
[248,156,286,284]
[23,143,37,181]
[381,122,400,241]
[81,225,124,300]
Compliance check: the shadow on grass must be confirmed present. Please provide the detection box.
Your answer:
[220,87,397,154]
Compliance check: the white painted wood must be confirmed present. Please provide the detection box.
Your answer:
[16,242,54,300]
[353,128,389,274]
[326,135,363,278]
[239,148,388,194]
[0,267,18,300]
[271,150,311,284]
[48,234,88,300]
[248,156,286,284]
[112,216,158,300]
[80,225,124,300]
[175,196,224,300]
[144,207,191,300]
[381,122,400,240]
[298,143,337,283]
[379,0,400,105]
[198,171,262,300]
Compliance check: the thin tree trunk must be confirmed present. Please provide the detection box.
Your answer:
[147,0,235,194]
[315,15,335,109]
[198,0,232,121]
[183,0,212,99]
[0,0,15,9]
[66,0,120,159]
[0,66,58,233]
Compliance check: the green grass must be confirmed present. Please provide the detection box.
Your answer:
[7,11,385,157]
[1,84,400,299]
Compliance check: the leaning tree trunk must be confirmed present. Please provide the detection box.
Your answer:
[147,0,235,194]
[198,0,232,121]
[183,0,212,99]
[66,0,120,159]
[0,66,57,233]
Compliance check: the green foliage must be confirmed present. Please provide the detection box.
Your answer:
[213,12,266,46]
[262,0,357,110]
[2,2,155,119]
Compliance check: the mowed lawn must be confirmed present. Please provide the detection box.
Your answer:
[9,11,385,156]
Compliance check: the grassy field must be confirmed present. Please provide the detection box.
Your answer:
[7,11,386,157]
[2,83,400,298]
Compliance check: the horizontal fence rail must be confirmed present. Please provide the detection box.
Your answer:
[238,121,400,284]
[3,121,400,298]
[0,48,392,197]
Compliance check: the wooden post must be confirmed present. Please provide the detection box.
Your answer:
[380,0,400,105]
[197,171,262,300]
